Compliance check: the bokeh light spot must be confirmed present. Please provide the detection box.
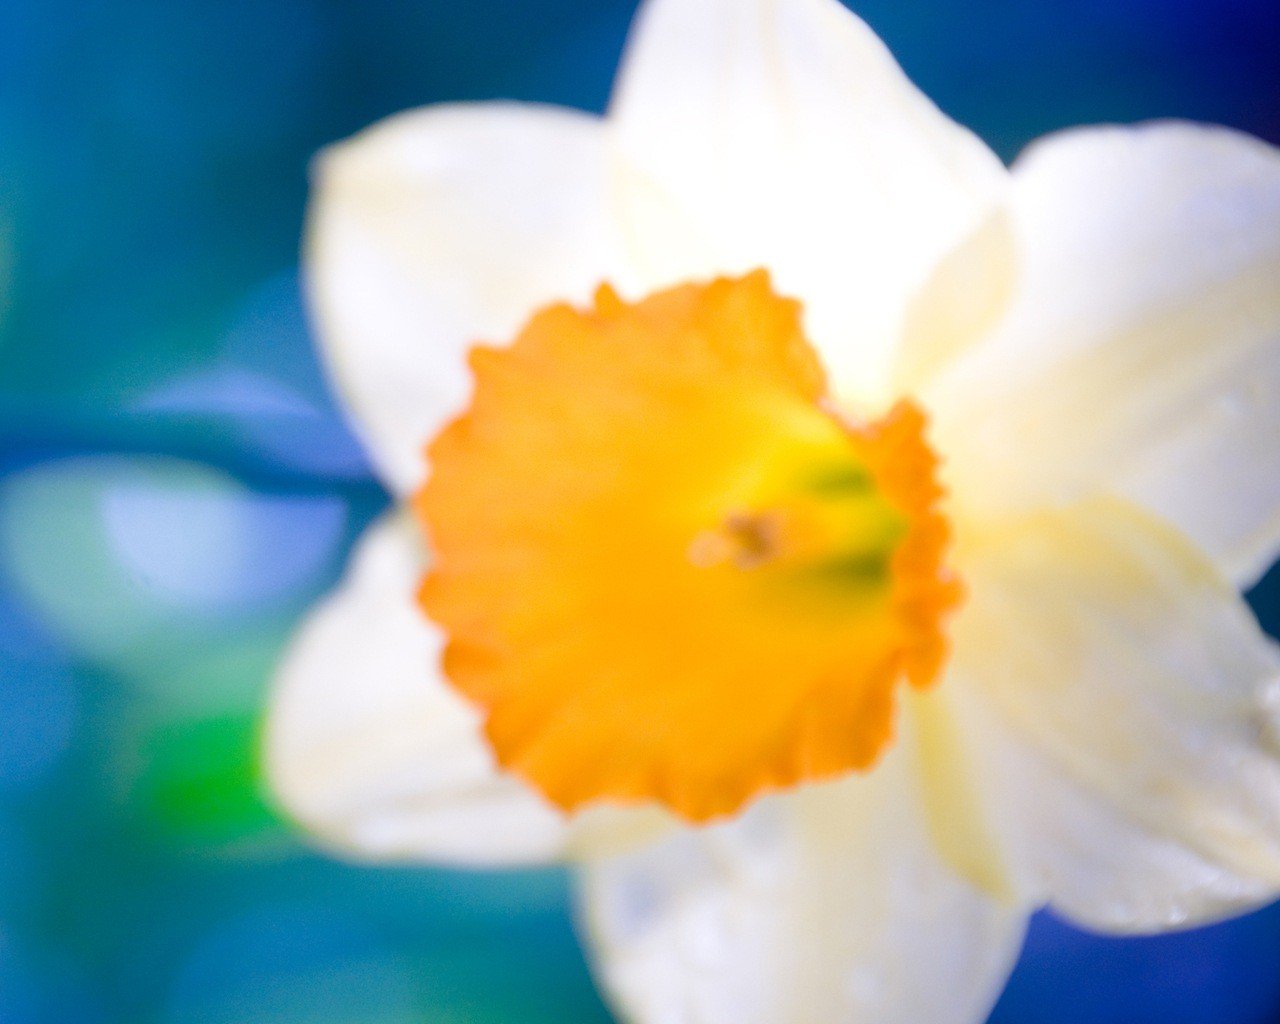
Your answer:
[0,457,347,673]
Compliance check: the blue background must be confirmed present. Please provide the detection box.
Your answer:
[1,1,1278,1021]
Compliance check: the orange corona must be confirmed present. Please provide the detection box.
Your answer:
[415,272,961,822]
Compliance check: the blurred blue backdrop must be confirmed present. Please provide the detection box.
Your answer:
[0,1,1278,1022]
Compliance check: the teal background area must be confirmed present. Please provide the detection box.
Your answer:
[0,1,1278,1021]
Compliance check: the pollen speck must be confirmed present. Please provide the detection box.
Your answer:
[689,512,782,569]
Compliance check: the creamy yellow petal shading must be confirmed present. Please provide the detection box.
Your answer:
[608,0,1007,405]
[936,498,1280,931]
[925,123,1280,587]
[306,103,623,494]
[892,210,1017,396]
[906,684,1018,902]
[582,750,1027,1024]
[264,515,665,866]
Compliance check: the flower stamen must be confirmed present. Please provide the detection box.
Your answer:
[689,511,783,570]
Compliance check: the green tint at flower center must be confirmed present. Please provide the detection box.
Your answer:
[688,446,911,602]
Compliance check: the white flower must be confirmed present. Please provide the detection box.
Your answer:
[264,0,1280,1021]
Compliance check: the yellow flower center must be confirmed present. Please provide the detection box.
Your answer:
[415,271,961,822]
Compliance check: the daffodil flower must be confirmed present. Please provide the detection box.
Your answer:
[264,0,1280,1020]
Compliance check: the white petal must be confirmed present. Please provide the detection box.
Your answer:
[925,123,1280,587]
[306,103,622,494]
[891,210,1017,396]
[263,514,576,865]
[608,0,1007,405]
[935,498,1280,932]
[582,750,1026,1024]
